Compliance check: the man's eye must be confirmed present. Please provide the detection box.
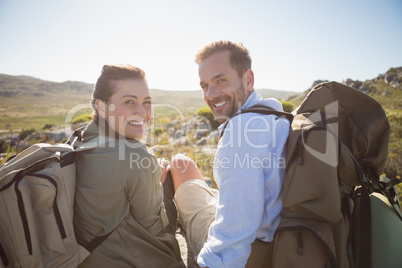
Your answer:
[201,84,208,91]
[144,101,151,105]
[126,100,134,104]
[218,79,226,83]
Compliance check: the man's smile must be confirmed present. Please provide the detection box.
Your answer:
[214,101,227,108]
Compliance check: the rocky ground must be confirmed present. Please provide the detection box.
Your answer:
[176,224,200,268]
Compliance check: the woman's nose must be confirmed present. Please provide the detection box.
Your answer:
[135,105,147,117]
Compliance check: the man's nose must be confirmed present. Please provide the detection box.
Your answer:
[204,86,219,100]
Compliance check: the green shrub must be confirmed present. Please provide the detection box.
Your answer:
[384,109,402,179]
[281,101,294,112]
[197,107,220,130]
[42,123,54,130]
[72,113,92,124]
[152,127,163,136]
[19,128,35,140]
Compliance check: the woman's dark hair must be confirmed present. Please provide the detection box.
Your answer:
[91,64,146,124]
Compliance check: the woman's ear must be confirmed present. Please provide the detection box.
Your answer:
[95,99,106,118]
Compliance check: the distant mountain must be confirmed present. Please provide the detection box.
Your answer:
[0,73,298,113]
[0,74,93,98]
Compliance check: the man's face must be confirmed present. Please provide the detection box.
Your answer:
[198,50,253,123]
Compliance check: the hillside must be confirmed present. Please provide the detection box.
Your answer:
[0,73,297,130]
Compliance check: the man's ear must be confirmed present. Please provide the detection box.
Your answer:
[95,99,106,118]
[244,69,254,93]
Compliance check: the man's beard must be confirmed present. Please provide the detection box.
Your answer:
[228,82,247,118]
[208,83,248,123]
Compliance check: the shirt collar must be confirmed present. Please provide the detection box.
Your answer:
[218,91,262,132]
[240,91,262,110]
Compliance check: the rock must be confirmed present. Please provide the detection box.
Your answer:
[173,129,183,139]
[164,120,180,128]
[208,130,220,146]
[181,122,190,135]
[197,121,210,130]
[28,132,42,140]
[390,80,401,88]
[204,177,213,188]
[189,118,198,130]
[200,147,217,155]
[71,122,87,130]
[345,78,354,86]
[359,86,368,93]
[169,127,176,137]
[344,79,363,90]
[15,141,30,151]
[177,137,189,146]
[384,74,395,84]
[44,131,67,143]
[311,80,329,89]
[196,137,208,146]
[194,129,209,140]
[175,225,200,267]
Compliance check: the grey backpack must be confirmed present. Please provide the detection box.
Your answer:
[0,132,107,268]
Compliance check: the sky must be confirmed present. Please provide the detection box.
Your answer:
[0,0,401,92]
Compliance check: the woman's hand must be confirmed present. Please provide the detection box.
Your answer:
[157,158,171,184]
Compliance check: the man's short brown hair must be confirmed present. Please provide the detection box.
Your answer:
[195,40,251,77]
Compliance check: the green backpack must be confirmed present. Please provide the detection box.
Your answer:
[233,81,400,268]
[0,131,110,268]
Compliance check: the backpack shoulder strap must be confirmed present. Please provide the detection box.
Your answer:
[220,104,293,138]
[66,128,84,149]
[239,104,294,122]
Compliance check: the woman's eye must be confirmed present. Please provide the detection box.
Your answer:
[144,101,151,105]
[126,100,134,104]
[218,79,226,83]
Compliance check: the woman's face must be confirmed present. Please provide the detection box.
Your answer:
[97,79,152,139]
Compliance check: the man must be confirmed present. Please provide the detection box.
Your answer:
[170,40,290,267]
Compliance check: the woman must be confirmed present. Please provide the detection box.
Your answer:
[73,64,184,267]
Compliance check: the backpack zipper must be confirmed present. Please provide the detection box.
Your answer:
[13,160,66,255]
[286,126,325,171]
[275,226,337,267]
[34,173,67,239]
[297,229,304,255]
[297,138,304,166]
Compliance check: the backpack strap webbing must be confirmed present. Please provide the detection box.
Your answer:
[82,232,114,253]
[0,242,8,267]
[220,104,293,138]
[350,156,372,268]
[358,186,372,268]
[371,175,402,221]
[66,128,85,149]
[237,104,294,122]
